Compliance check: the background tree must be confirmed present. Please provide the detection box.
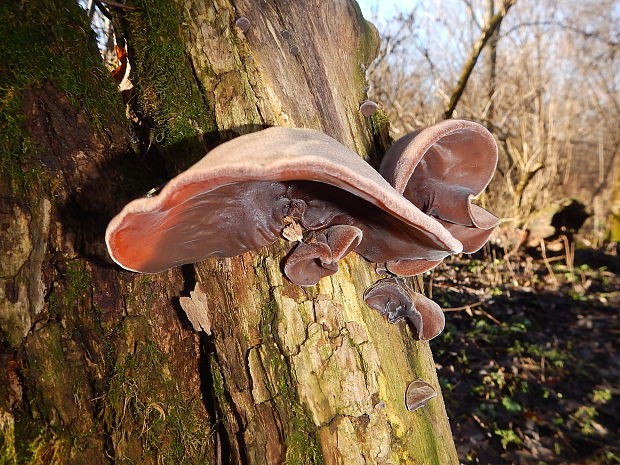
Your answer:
[0,0,461,464]
[369,0,620,241]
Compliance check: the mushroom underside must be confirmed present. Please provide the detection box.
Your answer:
[106,180,459,274]
[405,379,438,411]
[380,122,498,195]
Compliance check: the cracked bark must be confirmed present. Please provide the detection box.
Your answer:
[0,0,458,464]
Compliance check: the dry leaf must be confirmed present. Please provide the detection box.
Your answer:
[282,216,303,241]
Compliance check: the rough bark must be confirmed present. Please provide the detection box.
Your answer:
[0,1,459,464]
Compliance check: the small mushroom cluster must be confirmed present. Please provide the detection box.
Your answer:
[106,120,498,340]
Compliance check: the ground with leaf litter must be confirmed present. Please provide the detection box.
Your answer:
[429,240,620,465]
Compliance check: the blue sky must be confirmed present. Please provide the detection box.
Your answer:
[356,0,419,21]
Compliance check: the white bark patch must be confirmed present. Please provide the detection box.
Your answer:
[179,283,212,334]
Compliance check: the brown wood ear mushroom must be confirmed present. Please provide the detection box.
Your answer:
[405,379,437,412]
[380,119,500,276]
[363,278,445,340]
[283,225,362,286]
[105,127,463,280]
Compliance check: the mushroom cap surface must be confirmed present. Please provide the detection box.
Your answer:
[405,379,437,411]
[106,127,463,273]
[283,225,362,286]
[363,278,445,340]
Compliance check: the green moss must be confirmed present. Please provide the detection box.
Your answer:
[65,261,92,308]
[8,423,73,465]
[347,2,380,113]
[350,1,380,67]
[121,275,158,316]
[370,108,390,128]
[103,339,213,464]
[260,296,278,341]
[0,0,122,190]
[358,21,380,69]
[417,416,443,465]
[10,419,100,465]
[284,411,324,465]
[0,91,43,191]
[125,0,215,171]
[0,411,16,465]
[209,355,228,411]
[47,261,92,318]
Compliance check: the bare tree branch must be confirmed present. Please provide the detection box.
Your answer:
[444,0,517,119]
[501,20,619,47]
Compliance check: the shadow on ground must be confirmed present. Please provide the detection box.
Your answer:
[429,246,620,465]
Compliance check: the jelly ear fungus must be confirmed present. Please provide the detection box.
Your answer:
[379,119,500,276]
[363,278,445,341]
[105,127,462,277]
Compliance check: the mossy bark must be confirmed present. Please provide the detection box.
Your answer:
[0,1,459,464]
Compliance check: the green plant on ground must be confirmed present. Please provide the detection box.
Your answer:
[494,428,522,449]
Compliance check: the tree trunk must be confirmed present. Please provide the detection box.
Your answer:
[610,169,620,242]
[0,1,459,464]
[443,0,515,119]
[483,0,498,123]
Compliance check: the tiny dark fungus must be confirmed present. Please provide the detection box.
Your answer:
[363,278,445,340]
[235,16,250,33]
[380,119,500,275]
[405,379,437,412]
[359,100,378,117]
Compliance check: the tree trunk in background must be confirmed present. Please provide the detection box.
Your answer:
[483,0,498,123]
[443,0,514,119]
[0,1,459,464]
[610,169,620,242]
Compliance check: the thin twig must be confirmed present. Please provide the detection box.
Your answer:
[428,273,433,300]
[540,239,559,287]
[443,300,502,325]
[477,309,502,325]
[443,301,486,312]
[96,0,138,11]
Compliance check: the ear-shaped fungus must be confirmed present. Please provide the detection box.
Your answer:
[380,119,500,276]
[363,278,445,340]
[405,379,437,412]
[284,225,362,286]
[106,127,463,281]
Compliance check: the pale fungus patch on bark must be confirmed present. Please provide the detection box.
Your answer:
[281,216,303,242]
[235,16,250,33]
[0,203,32,278]
[359,99,378,117]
